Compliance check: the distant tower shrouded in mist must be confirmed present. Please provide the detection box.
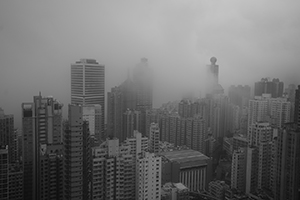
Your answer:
[133,58,153,111]
[207,57,219,85]
[71,59,105,139]
[206,57,223,95]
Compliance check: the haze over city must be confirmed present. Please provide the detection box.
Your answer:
[1,0,300,128]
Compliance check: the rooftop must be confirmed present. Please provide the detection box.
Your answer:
[159,149,210,169]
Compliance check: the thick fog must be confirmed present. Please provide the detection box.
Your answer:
[0,0,300,128]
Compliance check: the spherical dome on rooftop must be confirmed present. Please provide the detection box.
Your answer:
[210,57,217,64]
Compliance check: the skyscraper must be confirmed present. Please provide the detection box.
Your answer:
[71,59,105,138]
[22,94,64,200]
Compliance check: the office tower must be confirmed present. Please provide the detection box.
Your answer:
[294,85,300,128]
[273,124,300,200]
[82,104,102,143]
[248,95,269,129]
[254,78,284,98]
[148,123,160,153]
[91,138,135,200]
[0,148,8,200]
[123,109,141,142]
[269,97,291,128]
[231,148,247,192]
[63,104,91,200]
[228,85,251,108]
[0,109,16,164]
[71,59,105,138]
[22,94,63,200]
[208,180,229,200]
[160,149,212,191]
[137,152,162,200]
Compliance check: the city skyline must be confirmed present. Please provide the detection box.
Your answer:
[1,0,300,129]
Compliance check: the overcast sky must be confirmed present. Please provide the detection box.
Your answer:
[1,0,300,128]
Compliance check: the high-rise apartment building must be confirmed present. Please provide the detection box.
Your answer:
[148,123,160,153]
[0,148,8,200]
[91,138,135,200]
[0,109,16,163]
[245,146,259,195]
[269,97,291,128]
[22,94,63,200]
[231,148,247,192]
[248,122,272,146]
[63,104,91,200]
[254,78,284,98]
[71,59,105,138]
[248,95,269,129]
[273,124,300,200]
[137,152,162,200]
[8,164,23,200]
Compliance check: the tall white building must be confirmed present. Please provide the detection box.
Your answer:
[71,59,105,139]
[137,152,162,200]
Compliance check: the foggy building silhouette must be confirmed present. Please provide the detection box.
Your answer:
[228,85,251,109]
[254,78,284,98]
[71,59,105,140]
[22,94,64,200]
